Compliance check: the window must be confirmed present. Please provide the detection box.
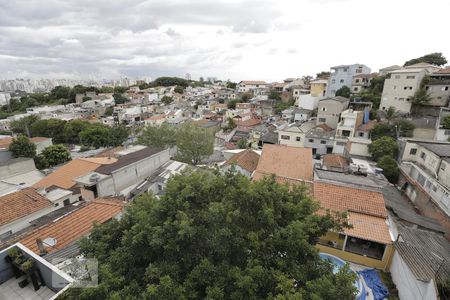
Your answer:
[395,75,401,79]
[444,130,450,136]
[432,184,438,192]
[340,79,344,83]
[406,75,415,79]
[409,148,417,155]
[343,68,348,72]
[358,132,364,137]
[425,86,430,91]
[403,87,408,90]
[320,140,326,144]
[63,199,70,206]
[281,135,290,140]
[354,87,358,91]
[319,118,326,122]
[355,79,360,83]
[420,152,426,160]
[296,137,301,142]
[321,107,326,111]
[308,139,314,143]
[441,163,446,171]
[331,79,336,84]
[444,86,449,91]
[399,98,405,101]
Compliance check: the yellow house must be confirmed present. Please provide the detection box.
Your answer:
[310,79,328,97]
[314,181,394,271]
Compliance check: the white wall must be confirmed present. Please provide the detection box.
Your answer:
[390,251,437,300]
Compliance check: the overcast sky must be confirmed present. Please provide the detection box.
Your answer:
[0,0,449,82]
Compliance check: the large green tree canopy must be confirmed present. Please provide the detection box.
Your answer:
[62,171,356,300]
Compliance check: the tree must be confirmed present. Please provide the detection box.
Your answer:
[152,77,188,87]
[104,107,113,117]
[9,136,36,158]
[161,95,174,105]
[411,87,431,115]
[227,99,238,109]
[68,85,87,103]
[79,124,110,149]
[34,154,49,170]
[113,93,128,105]
[174,86,185,94]
[404,52,447,67]
[316,71,331,78]
[50,86,70,100]
[41,144,71,167]
[10,115,40,136]
[240,93,252,102]
[137,124,177,148]
[223,118,237,132]
[109,125,130,147]
[63,120,89,144]
[335,86,351,98]
[99,86,114,93]
[176,123,214,164]
[268,90,281,101]
[60,171,355,299]
[377,155,400,183]
[237,138,248,149]
[441,115,450,129]
[226,81,237,89]
[30,119,67,144]
[382,107,400,124]
[393,119,415,137]
[368,136,399,161]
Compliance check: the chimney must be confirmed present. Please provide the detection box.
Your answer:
[36,239,47,256]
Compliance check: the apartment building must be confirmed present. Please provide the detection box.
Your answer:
[424,67,450,107]
[326,64,371,97]
[317,96,350,129]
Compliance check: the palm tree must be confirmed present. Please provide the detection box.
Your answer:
[382,106,399,124]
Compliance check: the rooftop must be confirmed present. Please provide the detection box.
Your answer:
[0,188,52,227]
[19,199,126,255]
[319,96,350,103]
[253,144,313,183]
[433,66,450,75]
[322,154,349,170]
[224,149,260,173]
[416,141,450,158]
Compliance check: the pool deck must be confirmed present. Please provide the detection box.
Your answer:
[350,262,374,300]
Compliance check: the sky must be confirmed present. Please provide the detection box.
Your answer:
[0,0,449,82]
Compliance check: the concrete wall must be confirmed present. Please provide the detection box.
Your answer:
[0,158,36,178]
[278,130,305,148]
[317,100,348,129]
[390,251,437,300]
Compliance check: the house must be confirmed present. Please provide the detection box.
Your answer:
[310,79,327,97]
[0,158,45,196]
[0,137,53,163]
[0,189,57,240]
[322,154,350,172]
[237,81,267,93]
[344,137,372,158]
[296,94,323,110]
[333,109,365,154]
[424,66,450,107]
[304,124,336,156]
[355,119,379,139]
[75,147,171,199]
[435,107,450,141]
[314,181,394,270]
[378,65,402,76]
[222,149,260,177]
[253,144,313,186]
[379,68,429,113]
[144,114,166,126]
[326,64,371,97]
[390,224,450,300]
[277,120,316,147]
[317,96,350,129]
[398,139,450,237]
[293,108,312,122]
[351,73,378,94]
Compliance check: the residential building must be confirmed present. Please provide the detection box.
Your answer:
[344,137,372,158]
[326,64,371,97]
[222,149,260,177]
[333,109,364,154]
[351,73,378,94]
[379,68,429,113]
[144,114,166,126]
[398,140,450,237]
[75,147,171,199]
[304,124,335,156]
[314,181,394,270]
[237,81,267,93]
[277,120,316,147]
[378,65,402,76]
[435,107,450,141]
[424,67,450,107]
[252,144,313,186]
[310,79,327,97]
[317,96,350,129]
[295,94,323,110]
[293,108,312,122]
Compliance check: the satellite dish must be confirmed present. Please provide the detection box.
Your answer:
[43,237,57,248]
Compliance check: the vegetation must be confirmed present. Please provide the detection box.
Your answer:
[335,86,351,98]
[61,170,355,299]
[137,124,178,148]
[368,136,399,161]
[161,95,174,105]
[226,81,237,89]
[441,115,450,129]
[78,124,110,149]
[227,99,238,109]
[174,86,185,94]
[274,99,295,114]
[223,117,237,132]
[268,90,281,101]
[152,77,189,87]
[377,156,400,183]
[8,136,36,158]
[316,71,331,78]
[404,52,447,67]
[240,93,252,102]
[358,75,388,109]
[411,87,431,115]
[382,107,400,124]
[40,144,71,167]
[113,93,128,105]
[237,138,248,149]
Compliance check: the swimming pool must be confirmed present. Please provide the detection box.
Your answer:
[319,253,365,300]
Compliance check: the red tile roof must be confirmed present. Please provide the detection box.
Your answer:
[357,120,378,132]
[322,154,349,169]
[253,144,313,183]
[434,67,450,74]
[20,199,126,255]
[0,188,52,226]
[344,212,391,244]
[224,150,260,173]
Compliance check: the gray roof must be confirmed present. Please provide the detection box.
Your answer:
[319,96,350,103]
[395,224,450,282]
[261,131,278,144]
[96,147,164,175]
[44,241,81,262]
[314,169,387,190]
[417,141,450,158]
[383,185,445,233]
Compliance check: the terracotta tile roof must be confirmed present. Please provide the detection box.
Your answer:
[322,154,349,169]
[357,120,378,132]
[20,198,126,255]
[79,157,118,165]
[253,144,313,183]
[0,188,52,226]
[0,136,50,149]
[434,66,450,74]
[344,211,391,244]
[316,123,333,132]
[33,159,103,190]
[240,80,267,85]
[236,118,261,127]
[224,149,260,173]
[313,182,387,218]
[95,146,124,158]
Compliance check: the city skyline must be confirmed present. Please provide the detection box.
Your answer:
[0,0,449,81]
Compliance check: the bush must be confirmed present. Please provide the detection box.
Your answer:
[377,156,400,183]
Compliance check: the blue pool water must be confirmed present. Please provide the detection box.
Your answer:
[319,253,365,300]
